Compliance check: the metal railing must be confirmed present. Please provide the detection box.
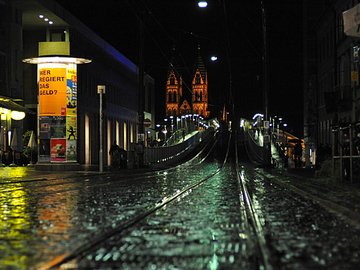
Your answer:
[144,128,214,168]
[332,123,360,182]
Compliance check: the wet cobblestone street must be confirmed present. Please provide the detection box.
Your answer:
[244,167,360,269]
[1,142,360,269]
[72,165,256,269]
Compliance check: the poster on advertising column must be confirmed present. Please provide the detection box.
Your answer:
[38,63,78,163]
[50,138,66,162]
[38,117,51,162]
[66,140,77,161]
[67,67,77,116]
[39,139,50,162]
[39,68,67,116]
[50,116,66,138]
[66,116,77,161]
[66,65,77,162]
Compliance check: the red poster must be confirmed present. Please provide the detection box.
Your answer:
[50,139,66,162]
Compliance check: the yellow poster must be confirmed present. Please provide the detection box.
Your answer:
[66,66,77,116]
[66,116,77,140]
[39,68,67,116]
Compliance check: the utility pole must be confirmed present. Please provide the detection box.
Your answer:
[138,7,145,168]
[261,0,271,167]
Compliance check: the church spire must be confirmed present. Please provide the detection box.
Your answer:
[194,44,206,82]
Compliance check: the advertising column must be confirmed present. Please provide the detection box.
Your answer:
[38,63,78,163]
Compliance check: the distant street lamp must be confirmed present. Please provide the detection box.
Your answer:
[156,124,160,141]
[198,1,208,8]
[162,126,168,140]
[210,56,218,61]
[170,115,174,132]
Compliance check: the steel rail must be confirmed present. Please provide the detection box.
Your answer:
[235,131,273,270]
[38,131,232,270]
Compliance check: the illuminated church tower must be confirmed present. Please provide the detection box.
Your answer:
[192,45,209,118]
[165,45,209,118]
[165,68,182,116]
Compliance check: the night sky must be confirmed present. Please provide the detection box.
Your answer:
[55,0,304,136]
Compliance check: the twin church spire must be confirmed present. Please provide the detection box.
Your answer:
[165,45,209,118]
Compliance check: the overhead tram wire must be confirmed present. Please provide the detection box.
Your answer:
[126,0,194,96]
[139,1,199,96]
[219,0,234,118]
[137,0,215,92]
[235,2,263,59]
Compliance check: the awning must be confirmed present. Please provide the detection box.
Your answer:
[0,97,35,114]
[343,3,360,38]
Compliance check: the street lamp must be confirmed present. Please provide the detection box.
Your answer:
[97,85,106,173]
[170,115,174,132]
[176,117,181,130]
[198,1,208,8]
[156,124,160,141]
[162,126,168,141]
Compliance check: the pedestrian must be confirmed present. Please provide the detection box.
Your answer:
[109,140,120,168]
[294,140,302,168]
[354,129,360,155]
[283,152,289,168]
[119,148,127,168]
[342,132,350,155]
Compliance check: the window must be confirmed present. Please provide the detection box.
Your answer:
[49,29,66,42]
[170,76,175,85]
[195,74,200,84]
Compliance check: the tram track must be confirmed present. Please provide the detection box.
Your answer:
[235,133,274,270]
[39,129,279,269]
[36,131,229,269]
[3,129,360,269]
[35,128,282,270]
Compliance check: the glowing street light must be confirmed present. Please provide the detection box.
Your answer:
[198,1,208,8]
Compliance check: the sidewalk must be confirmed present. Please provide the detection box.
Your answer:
[0,165,155,184]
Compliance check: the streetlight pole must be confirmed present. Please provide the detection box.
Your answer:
[97,85,106,172]
[261,0,271,167]
[137,8,145,168]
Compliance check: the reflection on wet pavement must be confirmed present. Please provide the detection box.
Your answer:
[74,166,256,269]
[1,162,222,269]
[1,159,360,269]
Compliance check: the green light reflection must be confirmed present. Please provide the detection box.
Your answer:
[208,230,219,270]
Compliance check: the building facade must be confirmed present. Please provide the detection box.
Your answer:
[1,0,155,168]
[303,0,360,177]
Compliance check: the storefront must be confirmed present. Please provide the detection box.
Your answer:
[0,96,34,165]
